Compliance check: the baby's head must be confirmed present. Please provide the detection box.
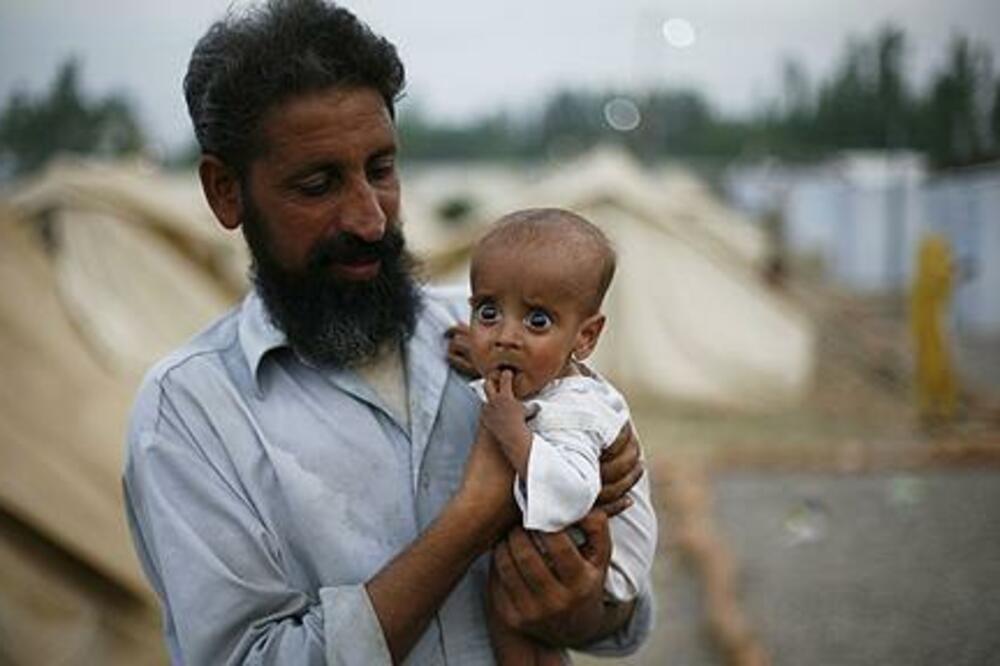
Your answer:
[468,207,616,399]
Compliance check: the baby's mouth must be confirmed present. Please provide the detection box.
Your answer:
[495,363,519,376]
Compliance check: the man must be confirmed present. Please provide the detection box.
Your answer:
[123,1,652,663]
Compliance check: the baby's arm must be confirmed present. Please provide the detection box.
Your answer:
[479,369,532,477]
[517,427,603,532]
[477,370,641,540]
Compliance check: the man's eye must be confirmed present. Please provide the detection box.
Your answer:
[297,174,332,196]
[474,302,500,323]
[367,158,396,182]
[525,309,552,331]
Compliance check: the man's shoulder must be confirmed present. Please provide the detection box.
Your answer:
[130,304,243,429]
[419,283,469,327]
[147,305,242,384]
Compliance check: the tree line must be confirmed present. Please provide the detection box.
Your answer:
[0,59,143,178]
[399,27,1000,169]
[1,25,998,178]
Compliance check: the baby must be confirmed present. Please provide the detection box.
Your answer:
[466,208,657,665]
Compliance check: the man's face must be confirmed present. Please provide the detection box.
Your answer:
[245,86,401,277]
[239,86,420,367]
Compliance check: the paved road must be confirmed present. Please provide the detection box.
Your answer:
[576,468,1000,665]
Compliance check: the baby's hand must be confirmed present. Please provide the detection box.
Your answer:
[481,370,532,475]
[444,324,479,378]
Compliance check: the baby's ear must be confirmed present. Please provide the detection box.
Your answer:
[573,313,606,361]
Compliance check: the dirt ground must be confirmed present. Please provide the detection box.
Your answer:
[576,281,1000,666]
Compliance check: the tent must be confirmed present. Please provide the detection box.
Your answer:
[412,147,815,409]
[0,158,248,664]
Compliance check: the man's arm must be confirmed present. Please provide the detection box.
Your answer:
[365,392,649,660]
[126,381,518,665]
[367,424,518,662]
[597,422,644,514]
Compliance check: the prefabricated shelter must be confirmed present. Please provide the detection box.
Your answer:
[924,164,1000,337]
[826,151,928,293]
[724,151,930,294]
[725,153,1000,337]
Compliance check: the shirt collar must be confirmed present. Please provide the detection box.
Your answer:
[237,289,288,390]
[237,286,456,404]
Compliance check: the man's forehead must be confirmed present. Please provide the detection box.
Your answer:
[255,86,396,159]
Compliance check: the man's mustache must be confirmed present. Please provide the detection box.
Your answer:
[307,227,404,270]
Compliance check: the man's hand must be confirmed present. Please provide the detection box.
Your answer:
[369,425,518,662]
[445,323,479,378]
[596,423,644,516]
[456,424,519,546]
[488,510,633,648]
[480,370,533,476]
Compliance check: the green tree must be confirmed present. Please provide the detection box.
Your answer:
[536,90,608,157]
[917,37,994,166]
[992,80,1000,151]
[638,90,717,156]
[0,58,145,176]
[811,26,913,150]
[875,27,911,147]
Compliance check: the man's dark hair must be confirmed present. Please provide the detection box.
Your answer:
[184,0,405,175]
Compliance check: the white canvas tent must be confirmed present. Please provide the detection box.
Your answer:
[0,159,249,664]
[412,147,815,409]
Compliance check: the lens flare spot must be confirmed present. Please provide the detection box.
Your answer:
[603,97,641,132]
[662,18,696,48]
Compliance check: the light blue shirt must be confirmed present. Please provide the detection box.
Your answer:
[124,287,652,665]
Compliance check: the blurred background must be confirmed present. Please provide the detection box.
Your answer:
[1,1,999,664]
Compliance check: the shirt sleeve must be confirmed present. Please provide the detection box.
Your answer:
[123,380,393,666]
[605,467,659,602]
[577,581,655,657]
[514,429,603,532]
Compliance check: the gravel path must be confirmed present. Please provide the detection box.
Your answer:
[576,468,1000,666]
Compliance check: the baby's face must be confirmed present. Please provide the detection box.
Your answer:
[468,246,589,399]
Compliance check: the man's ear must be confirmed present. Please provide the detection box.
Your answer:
[572,313,605,361]
[198,155,243,230]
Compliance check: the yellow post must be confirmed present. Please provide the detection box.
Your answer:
[910,234,958,424]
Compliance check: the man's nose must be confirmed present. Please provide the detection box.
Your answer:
[338,177,386,242]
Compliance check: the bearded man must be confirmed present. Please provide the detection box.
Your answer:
[123,1,652,663]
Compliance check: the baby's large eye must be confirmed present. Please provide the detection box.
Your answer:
[525,309,552,331]
[474,302,500,323]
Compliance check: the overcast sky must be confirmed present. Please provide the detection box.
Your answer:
[1,0,998,154]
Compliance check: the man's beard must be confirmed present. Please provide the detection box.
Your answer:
[241,196,421,369]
